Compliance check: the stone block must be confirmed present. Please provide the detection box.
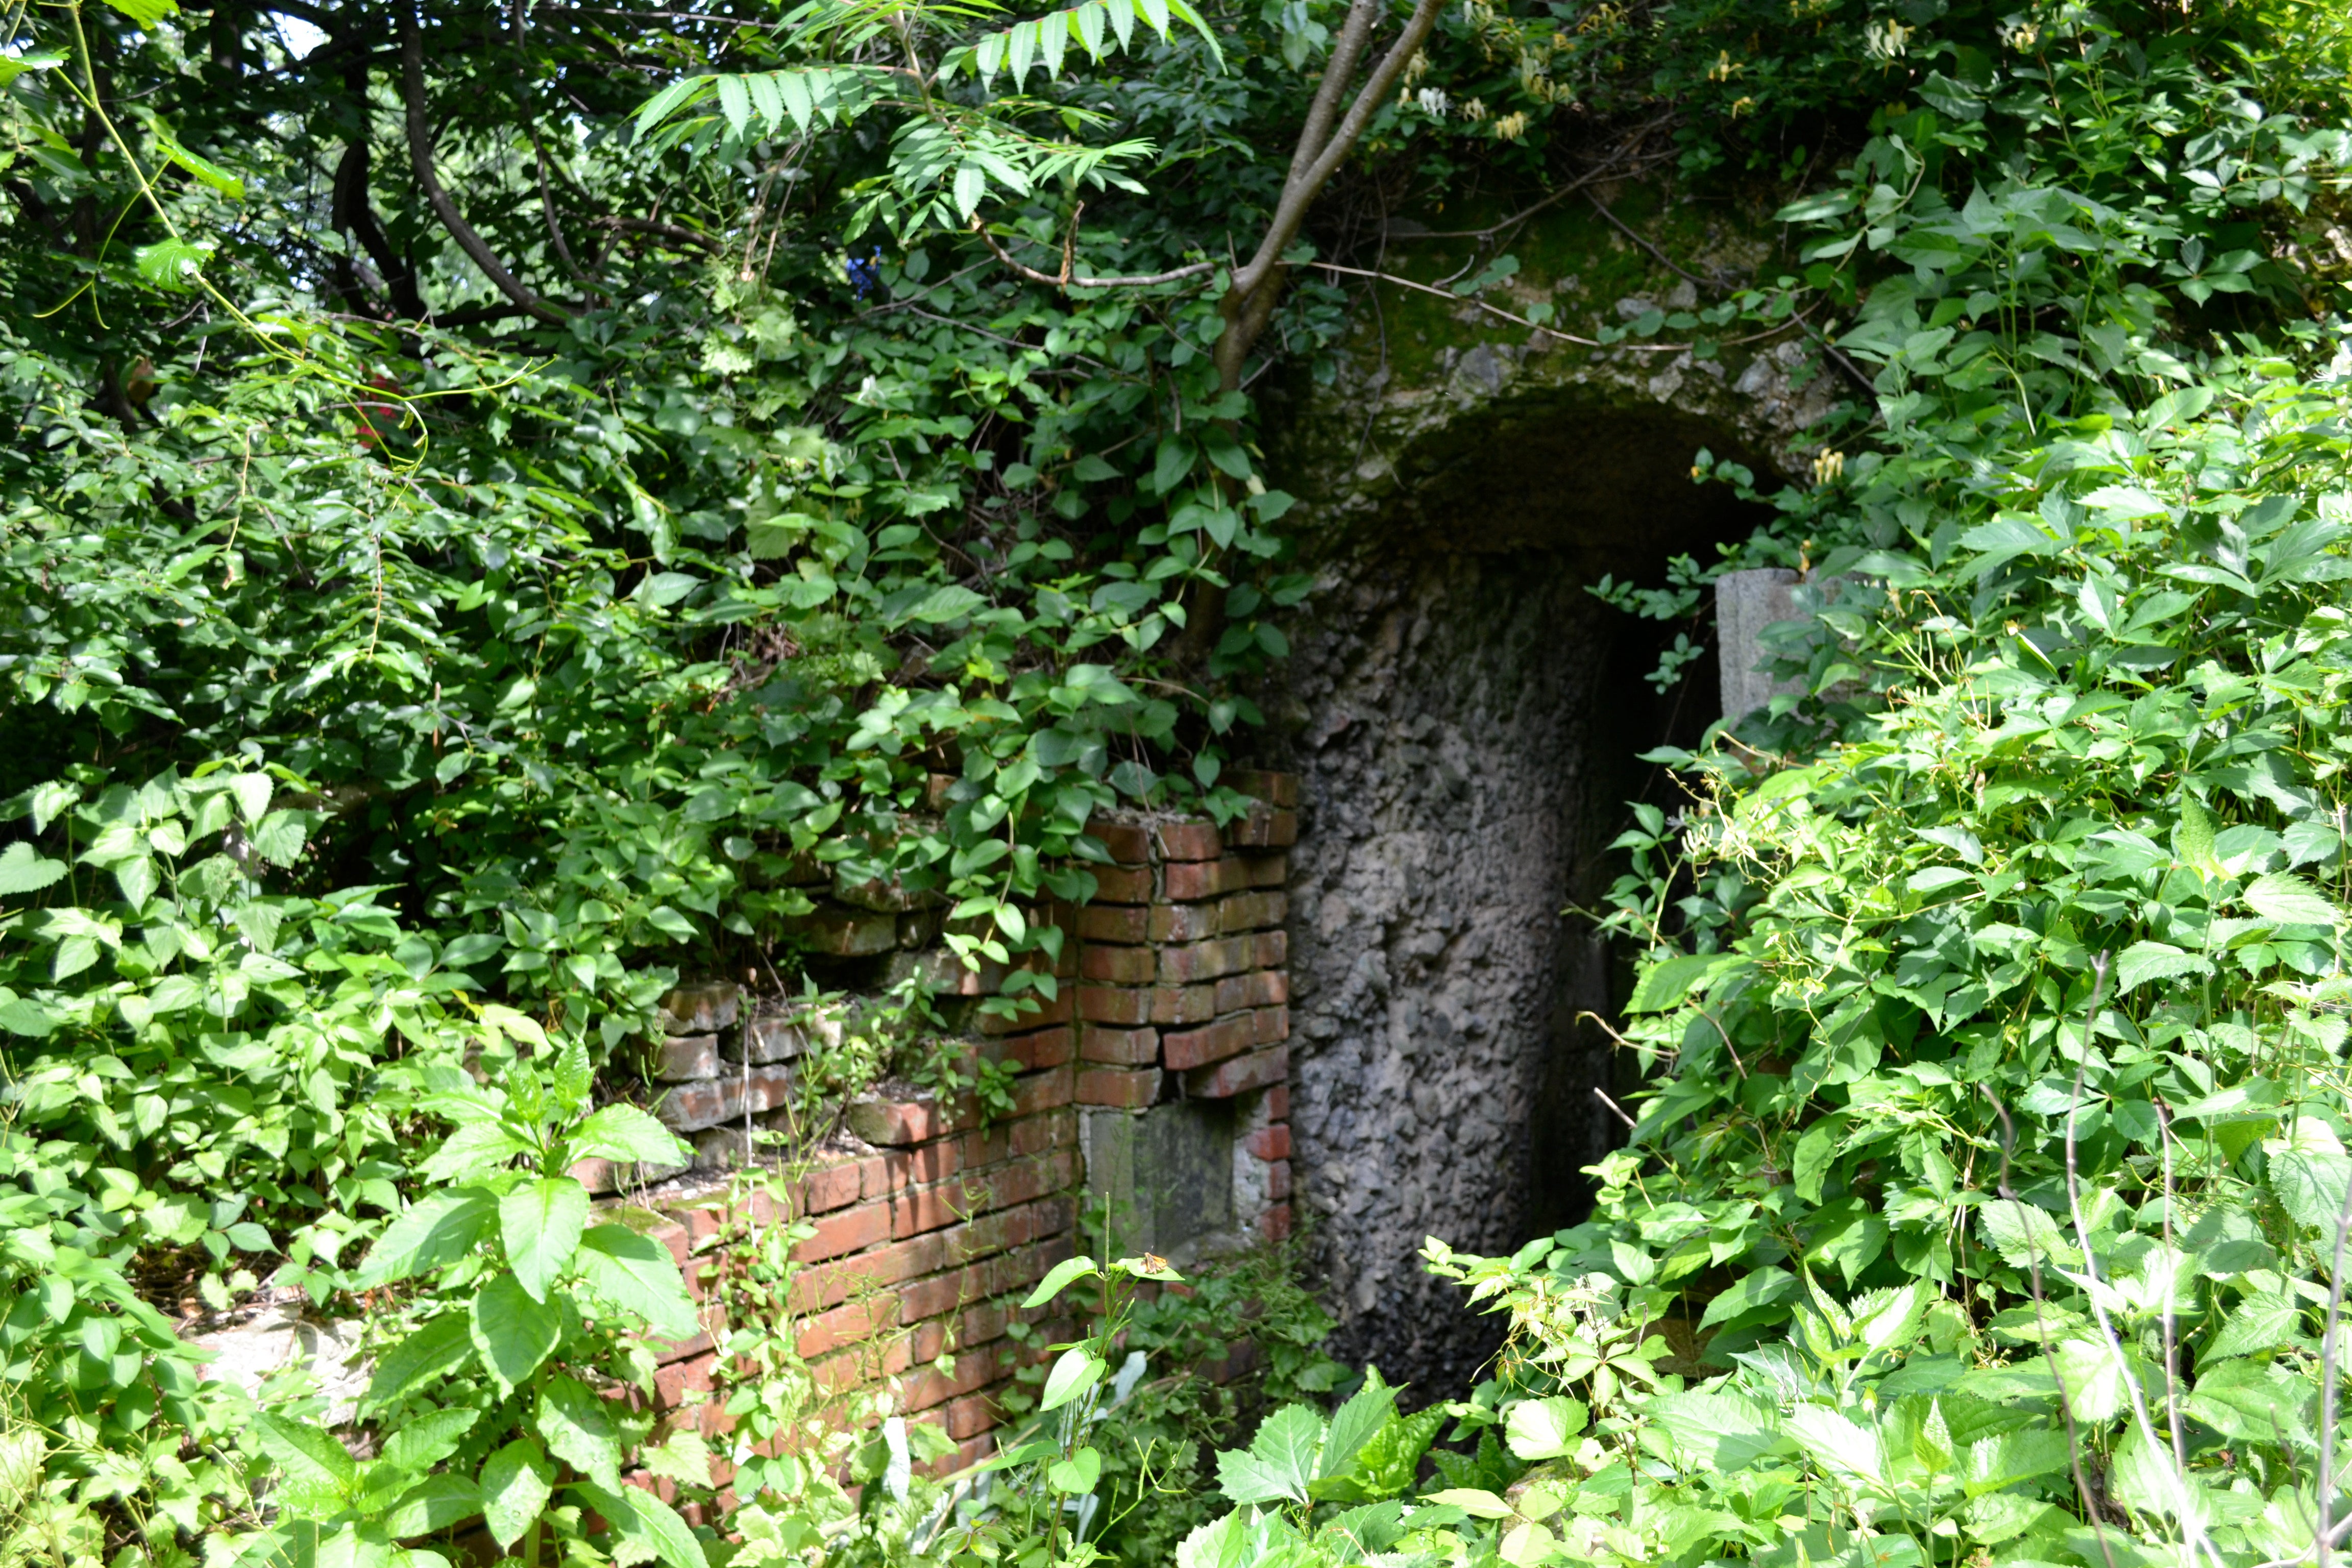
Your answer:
[654,1034,721,1082]
[655,1065,794,1132]
[781,905,897,957]
[691,1124,756,1171]
[1077,1098,1233,1257]
[658,982,740,1035]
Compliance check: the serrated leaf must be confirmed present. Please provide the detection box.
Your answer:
[1423,1488,1513,1519]
[254,1413,356,1515]
[134,239,209,292]
[0,843,66,896]
[103,0,178,26]
[1319,1373,1397,1479]
[2116,940,2214,993]
[153,128,245,199]
[1977,1199,2075,1269]
[2245,872,2341,925]
[1627,951,1745,1013]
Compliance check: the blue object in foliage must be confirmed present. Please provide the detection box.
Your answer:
[846,247,884,299]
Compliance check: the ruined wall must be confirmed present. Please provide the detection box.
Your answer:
[556,788,1301,1497]
[1256,176,1837,1390]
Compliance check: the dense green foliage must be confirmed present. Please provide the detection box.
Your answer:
[13,0,2352,1551]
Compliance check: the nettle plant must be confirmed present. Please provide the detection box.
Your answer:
[246,1016,706,1568]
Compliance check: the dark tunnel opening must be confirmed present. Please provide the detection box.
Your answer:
[1258,394,1775,1393]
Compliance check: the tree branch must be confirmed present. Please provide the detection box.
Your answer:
[397,2,565,323]
[969,218,1216,289]
[1214,0,1444,390]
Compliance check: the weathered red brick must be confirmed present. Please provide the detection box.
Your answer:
[1187,1044,1287,1099]
[846,1097,941,1146]
[792,1202,892,1264]
[1079,1023,1159,1066]
[1253,1006,1290,1045]
[1266,1160,1291,1200]
[1153,822,1224,862]
[1267,1085,1290,1120]
[947,1392,1001,1440]
[1077,904,1150,944]
[796,1296,899,1360]
[801,1158,864,1214]
[1245,1125,1291,1161]
[978,987,1072,1036]
[1086,821,1152,865]
[1158,936,1252,984]
[1089,865,1155,904]
[1222,806,1299,850]
[654,1065,794,1132]
[1255,930,1288,968]
[1163,857,1246,903]
[655,1352,717,1409]
[888,1149,1076,1240]
[900,1345,1009,1414]
[987,1025,1075,1072]
[1080,945,1158,985]
[1246,853,1288,890]
[1225,769,1299,808]
[1079,986,1152,1026]
[1077,1066,1161,1109]
[1147,903,1218,943]
[1161,1015,1254,1072]
[1259,1203,1293,1242]
[1216,890,1288,933]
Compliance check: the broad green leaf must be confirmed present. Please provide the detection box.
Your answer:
[1047,1446,1103,1493]
[357,1189,497,1287]
[2244,872,2341,925]
[2115,940,2214,993]
[383,1474,481,1538]
[1504,1395,1589,1462]
[1319,1371,1398,1478]
[573,1224,701,1340]
[1976,1200,2075,1269]
[502,1178,589,1303]
[567,1105,688,1167]
[1784,1406,1882,1486]
[1699,1267,1796,1330]
[478,1440,552,1550]
[1217,1404,1321,1504]
[1422,1488,1513,1519]
[381,1407,479,1475]
[103,0,177,26]
[363,1313,475,1409]
[469,1275,563,1395]
[152,128,245,199]
[575,1481,707,1568]
[1626,950,1745,1013]
[0,843,66,896]
[253,1413,357,1516]
[1020,1255,1099,1309]
[536,1375,623,1492]
[1040,1347,1106,1412]
[134,239,209,292]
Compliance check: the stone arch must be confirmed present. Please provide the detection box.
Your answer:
[1253,189,1833,1391]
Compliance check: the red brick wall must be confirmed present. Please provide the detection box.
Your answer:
[572,775,1298,1485]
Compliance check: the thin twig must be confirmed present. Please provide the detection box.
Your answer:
[970,217,1216,290]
